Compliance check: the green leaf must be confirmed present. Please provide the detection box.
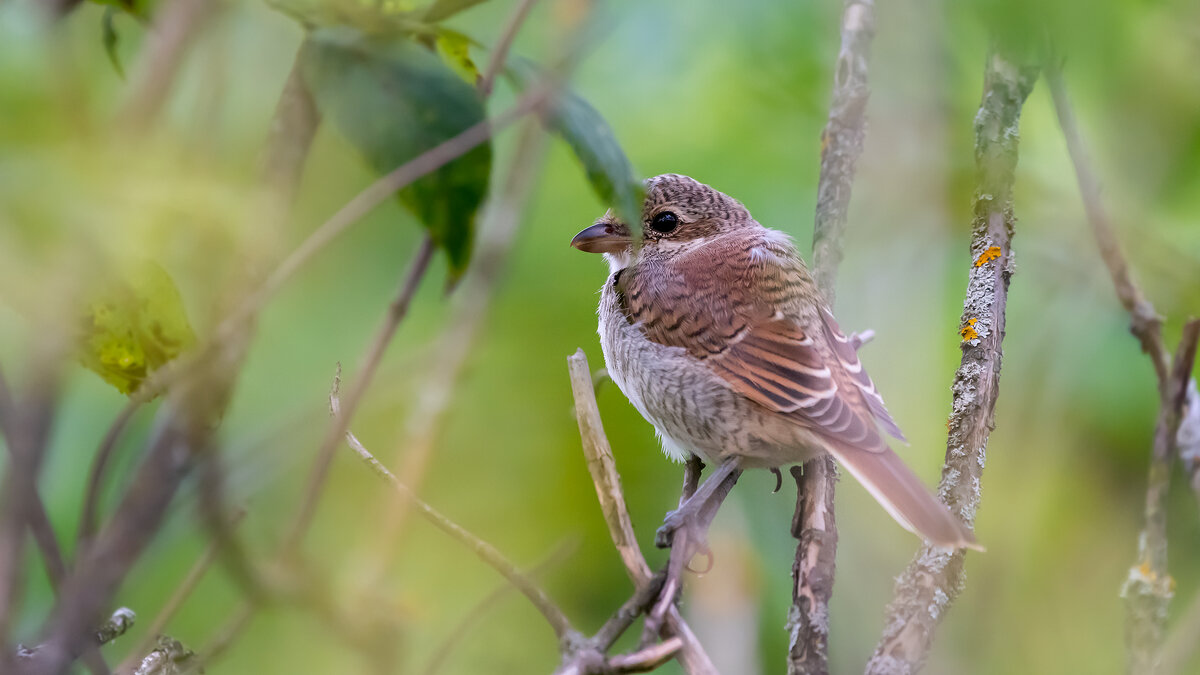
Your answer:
[301,27,491,278]
[79,262,196,396]
[422,0,489,23]
[435,29,479,86]
[506,58,643,230]
[101,8,126,80]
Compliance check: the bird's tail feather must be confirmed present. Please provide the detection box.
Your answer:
[824,441,982,551]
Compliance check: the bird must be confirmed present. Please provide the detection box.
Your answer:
[570,173,978,555]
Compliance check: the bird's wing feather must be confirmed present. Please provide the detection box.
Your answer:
[617,228,976,549]
[618,231,902,447]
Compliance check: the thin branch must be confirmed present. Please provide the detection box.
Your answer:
[78,400,144,557]
[1046,58,1200,675]
[478,0,542,97]
[117,0,218,130]
[421,540,577,675]
[357,120,548,589]
[217,86,549,343]
[115,512,245,675]
[566,350,716,675]
[332,376,576,642]
[866,48,1038,675]
[1044,60,1170,386]
[790,1,877,670]
[17,608,135,662]
[281,236,436,555]
[1122,319,1200,674]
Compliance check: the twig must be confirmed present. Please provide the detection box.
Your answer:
[217,86,549,343]
[789,2,875,671]
[865,48,1038,675]
[1044,61,1170,387]
[115,512,245,675]
[1121,320,1200,674]
[355,0,551,582]
[478,0,542,97]
[1046,58,1200,675]
[281,236,436,555]
[357,121,548,589]
[17,608,135,662]
[422,540,577,675]
[78,400,145,557]
[330,370,576,643]
[117,0,218,130]
[566,350,716,675]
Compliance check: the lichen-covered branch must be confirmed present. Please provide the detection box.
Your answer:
[566,350,716,675]
[1120,321,1200,674]
[789,1,876,672]
[865,49,1038,675]
[1046,59,1200,675]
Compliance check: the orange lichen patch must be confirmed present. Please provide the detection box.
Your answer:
[960,318,979,342]
[974,246,1002,267]
[1138,559,1155,580]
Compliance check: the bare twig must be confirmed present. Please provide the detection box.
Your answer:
[421,540,577,675]
[865,48,1038,675]
[281,236,436,555]
[357,121,548,590]
[17,608,135,663]
[115,512,245,675]
[1121,320,1200,674]
[78,400,145,557]
[566,350,716,675]
[478,0,542,97]
[261,54,322,207]
[331,376,576,642]
[218,87,549,343]
[1044,61,1170,387]
[790,1,876,671]
[1046,58,1200,675]
[117,0,218,130]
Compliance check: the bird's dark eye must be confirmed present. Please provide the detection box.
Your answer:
[649,211,679,233]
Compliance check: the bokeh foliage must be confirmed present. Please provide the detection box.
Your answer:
[0,0,1199,673]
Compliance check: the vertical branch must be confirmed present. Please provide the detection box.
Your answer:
[790,1,875,673]
[567,350,716,675]
[866,48,1037,675]
[1046,59,1200,675]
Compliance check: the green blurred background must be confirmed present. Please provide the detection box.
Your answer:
[2,0,1200,672]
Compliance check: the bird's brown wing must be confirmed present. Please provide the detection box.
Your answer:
[618,232,977,549]
[617,233,896,447]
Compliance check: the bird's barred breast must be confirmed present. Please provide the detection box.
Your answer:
[597,275,824,468]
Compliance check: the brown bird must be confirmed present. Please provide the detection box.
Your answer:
[571,173,978,558]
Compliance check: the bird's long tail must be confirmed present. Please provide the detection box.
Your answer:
[824,441,982,551]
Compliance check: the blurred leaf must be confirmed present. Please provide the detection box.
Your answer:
[267,0,431,37]
[101,8,125,80]
[506,58,644,230]
[88,0,153,19]
[79,262,196,396]
[422,0,489,23]
[435,29,479,86]
[301,27,491,278]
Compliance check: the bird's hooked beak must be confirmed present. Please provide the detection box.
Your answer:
[570,222,632,254]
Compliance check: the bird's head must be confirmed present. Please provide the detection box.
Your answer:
[570,174,755,270]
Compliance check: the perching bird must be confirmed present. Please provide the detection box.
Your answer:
[571,173,978,552]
